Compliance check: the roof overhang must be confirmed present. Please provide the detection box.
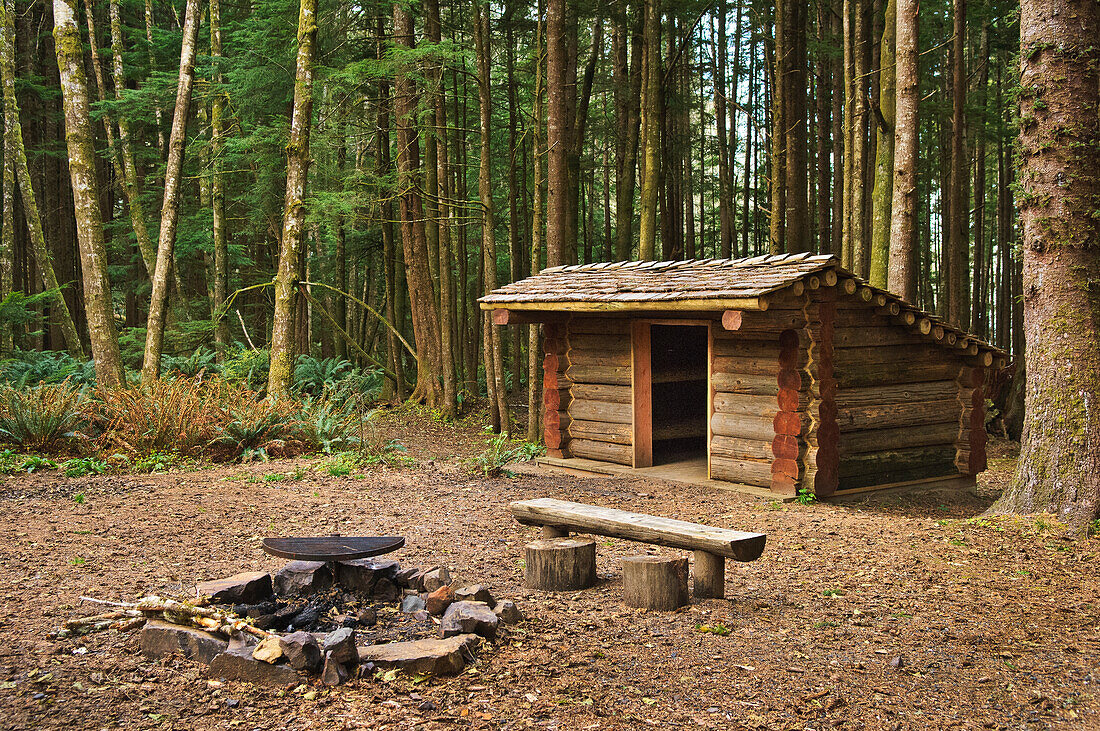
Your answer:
[478,297,767,312]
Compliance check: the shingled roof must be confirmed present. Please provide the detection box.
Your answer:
[479,252,836,307]
[479,252,1007,363]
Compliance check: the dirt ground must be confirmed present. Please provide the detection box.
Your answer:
[0,410,1098,731]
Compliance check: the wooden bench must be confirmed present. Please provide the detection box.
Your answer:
[509,498,766,599]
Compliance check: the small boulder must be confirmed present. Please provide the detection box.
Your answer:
[251,636,284,664]
[358,634,481,677]
[197,572,273,604]
[372,577,400,601]
[208,645,300,686]
[333,559,399,594]
[393,567,419,589]
[454,585,495,608]
[279,631,322,673]
[425,586,455,616]
[140,620,227,664]
[272,561,333,596]
[323,627,358,665]
[401,595,426,614]
[357,607,378,627]
[441,601,499,641]
[412,609,431,622]
[321,652,350,686]
[421,567,451,593]
[493,600,524,625]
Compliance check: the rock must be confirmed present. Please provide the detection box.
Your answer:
[272,561,333,596]
[400,595,426,614]
[393,567,419,589]
[208,645,300,686]
[421,567,451,593]
[251,636,284,664]
[321,652,350,686]
[197,572,273,604]
[358,634,481,677]
[493,599,524,625]
[441,601,499,640]
[889,656,905,669]
[140,620,228,664]
[225,698,240,709]
[333,559,399,594]
[372,577,400,601]
[323,628,358,664]
[418,699,438,712]
[279,631,322,673]
[425,586,455,616]
[356,608,378,627]
[236,600,277,618]
[454,585,495,607]
[412,610,431,622]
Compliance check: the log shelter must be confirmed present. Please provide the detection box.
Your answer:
[479,253,1008,498]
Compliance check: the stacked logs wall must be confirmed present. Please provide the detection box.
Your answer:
[562,318,635,466]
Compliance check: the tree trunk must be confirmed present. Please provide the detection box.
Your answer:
[946,0,968,328]
[613,10,642,261]
[142,0,200,383]
[528,9,545,443]
[266,0,317,396]
[769,0,787,253]
[783,0,808,253]
[971,22,990,337]
[887,0,917,302]
[546,0,576,268]
[869,0,895,288]
[143,0,166,156]
[51,0,124,384]
[427,0,457,417]
[992,0,1099,527]
[474,2,511,434]
[392,3,443,407]
[637,0,660,261]
[713,5,730,258]
[209,0,229,359]
[2,0,83,358]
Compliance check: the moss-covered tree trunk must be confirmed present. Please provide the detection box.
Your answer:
[51,0,124,384]
[637,0,660,261]
[528,10,545,442]
[267,0,317,397]
[209,0,230,360]
[991,0,1100,527]
[141,0,200,383]
[869,0,895,288]
[945,0,969,328]
[4,0,83,358]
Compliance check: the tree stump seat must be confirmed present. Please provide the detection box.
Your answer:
[511,498,767,600]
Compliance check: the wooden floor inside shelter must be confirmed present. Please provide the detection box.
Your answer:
[534,455,784,500]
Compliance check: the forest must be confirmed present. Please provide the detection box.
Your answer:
[0,0,1096,521]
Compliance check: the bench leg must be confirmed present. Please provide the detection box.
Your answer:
[693,550,725,599]
[541,526,569,538]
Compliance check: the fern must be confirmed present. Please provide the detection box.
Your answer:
[0,382,88,451]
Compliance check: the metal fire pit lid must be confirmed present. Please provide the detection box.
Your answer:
[261,535,405,562]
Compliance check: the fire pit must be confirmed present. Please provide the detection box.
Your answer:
[61,547,524,687]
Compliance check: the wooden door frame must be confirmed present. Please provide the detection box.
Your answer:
[631,319,714,470]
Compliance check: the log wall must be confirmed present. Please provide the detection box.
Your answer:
[832,296,971,490]
[542,321,572,458]
[564,318,634,466]
[708,327,781,488]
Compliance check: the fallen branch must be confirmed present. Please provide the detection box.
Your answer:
[69,594,271,640]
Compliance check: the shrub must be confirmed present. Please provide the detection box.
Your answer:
[293,356,351,396]
[161,349,220,378]
[94,377,227,454]
[222,347,270,390]
[0,382,88,452]
[468,432,542,478]
[0,350,96,387]
[213,398,300,462]
[296,396,362,454]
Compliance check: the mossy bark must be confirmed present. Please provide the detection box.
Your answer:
[869,0,896,289]
[637,0,660,262]
[4,0,83,359]
[887,0,918,302]
[141,0,200,384]
[991,0,1100,528]
[267,0,318,397]
[51,0,123,384]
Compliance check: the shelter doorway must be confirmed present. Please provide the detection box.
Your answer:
[633,323,709,468]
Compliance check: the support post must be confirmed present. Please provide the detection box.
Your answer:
[692,550,725,599]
